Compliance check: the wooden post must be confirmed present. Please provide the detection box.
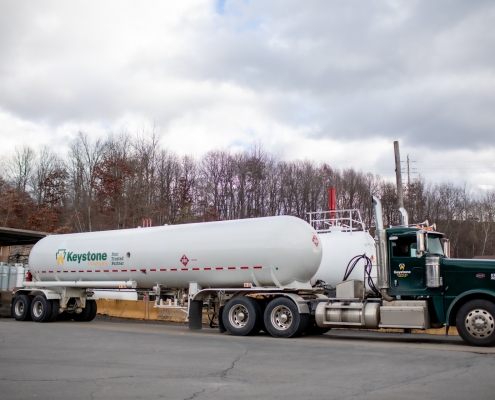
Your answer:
[394,141,404,209]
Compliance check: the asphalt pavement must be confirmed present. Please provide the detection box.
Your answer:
[1,316,494,400]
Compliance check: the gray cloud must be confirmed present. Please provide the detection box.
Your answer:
[0,0,494,172]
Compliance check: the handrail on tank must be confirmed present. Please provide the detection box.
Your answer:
[307,209,367,233]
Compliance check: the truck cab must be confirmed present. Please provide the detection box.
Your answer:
[385,225,495,346]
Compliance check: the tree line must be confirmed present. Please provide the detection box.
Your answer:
[0,131,493,259]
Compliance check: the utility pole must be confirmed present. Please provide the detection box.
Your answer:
[394,141,404,209]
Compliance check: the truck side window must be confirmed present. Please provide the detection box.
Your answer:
[392,239,414,257]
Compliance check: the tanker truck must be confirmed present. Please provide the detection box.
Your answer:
[10,197,495,347]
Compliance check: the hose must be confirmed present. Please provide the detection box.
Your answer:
[343,254,380,297]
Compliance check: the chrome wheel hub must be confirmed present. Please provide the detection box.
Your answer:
[229,305,249,328]
[33,301,43,318]
[15,302,24,315]
[271,305,293,330]
[465,309,494,338]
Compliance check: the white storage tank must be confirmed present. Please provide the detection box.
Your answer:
[310,228,377,290]
[28,216,322,290]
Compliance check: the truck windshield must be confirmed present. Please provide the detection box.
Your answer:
[427,235,444,256]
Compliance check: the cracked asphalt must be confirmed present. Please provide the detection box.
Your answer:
[1,316,495,400]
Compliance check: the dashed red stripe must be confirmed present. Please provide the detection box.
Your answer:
[130,269,137,272]
[112,270,118,272]
[240,266,249,270]
[104,270,109,272]
[71,271,76,273]
[216,267,223,270]
[95,270,100,272]
[171,268,177,271]
[48,271,54,273]
[121,269,127,272]
[204,268,211,270]
[79,270,84,273]
[181,268,188,271]
[192,268,199,271]
[160,268,166,272]
[41,271,46,273]
[254,266,262,269]
[56,271,61,273]
[87,270,92,273]
[150,268,156,272]
[228,267,236,270]
[63,271,68,273]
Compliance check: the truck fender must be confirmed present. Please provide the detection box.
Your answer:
[263,293,310,314]
[13,289,62,301]
[446,289,495,325]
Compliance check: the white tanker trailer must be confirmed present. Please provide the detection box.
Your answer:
[11,210,377,337]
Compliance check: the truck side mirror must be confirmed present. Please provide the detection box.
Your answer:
[442,239,450,258]
[416,231,425,257]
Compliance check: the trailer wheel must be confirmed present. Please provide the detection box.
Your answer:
[49,300,60,322]
[456,300,495,347]
[74,300,97,322]
[264,297,309,338]
[31,295,53,323]
[86,300,97,321]
[222,297,262,336]
[12,295,32,321]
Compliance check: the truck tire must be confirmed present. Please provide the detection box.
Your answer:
[222,297,262,336]
[31,295,53,323]
[49,300,60,322]
[73,300,97,322]
[456,299,495,347]
[305,320,331,336]
[12,295,32,321]
[264,297,309,338]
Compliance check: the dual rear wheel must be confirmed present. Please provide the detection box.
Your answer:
[222,297,311,338]
[12,295,97,323]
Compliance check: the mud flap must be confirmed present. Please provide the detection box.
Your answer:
[188,300,203,330]
[218,305,226,333]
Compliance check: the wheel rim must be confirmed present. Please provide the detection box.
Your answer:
[229,304,249,328]
[270,305,293,331]
[15,301,24,316]
[33,301,43,318]
[465,308,495,338]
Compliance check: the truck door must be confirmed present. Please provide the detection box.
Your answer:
[388,235,426,294]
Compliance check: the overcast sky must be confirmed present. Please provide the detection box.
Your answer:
[0,1,494,189]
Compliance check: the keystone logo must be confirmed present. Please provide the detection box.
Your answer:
[56,249,66,265]
[399,264,405,271]
[56,249,108,264]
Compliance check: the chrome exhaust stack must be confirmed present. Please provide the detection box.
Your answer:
[372,196,393,301]
[399,207,409,226]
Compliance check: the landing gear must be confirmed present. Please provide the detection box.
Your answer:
[264,297,308,338]
[456,300,495,347]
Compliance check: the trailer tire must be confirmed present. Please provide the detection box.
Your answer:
[74,300,97,322]
[31,295,53,323]
[12,295,32,321]
[86,300,97,322]
[222,297,262,336]
[456,300,495,347]
[49,300,60,322]
[264,297,309,338]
